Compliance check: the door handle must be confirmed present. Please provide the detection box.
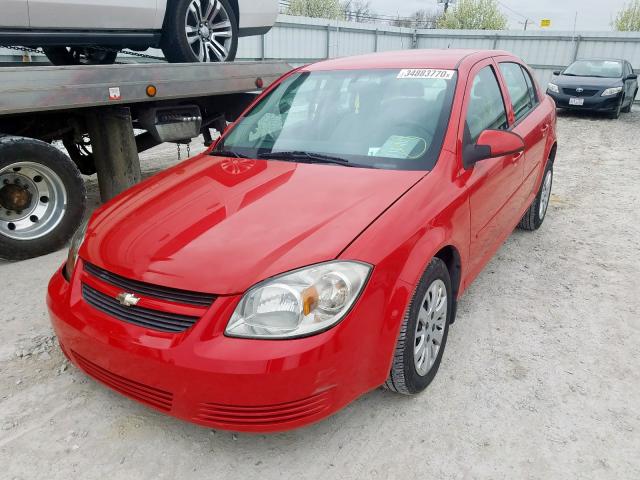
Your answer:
[512,151,524,163]
[541,124,550,134]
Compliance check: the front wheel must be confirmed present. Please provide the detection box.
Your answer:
[621,90,636,113]
[0,137,86,261]
[43,47,118,65]
[384,258,452,395]
[518,161,553,231]
[161,0,238,63]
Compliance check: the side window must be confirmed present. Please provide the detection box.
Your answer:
[465,66,508,143]
[499,62,534,123]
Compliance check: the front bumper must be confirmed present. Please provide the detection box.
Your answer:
[47,261,411,432]
[547,90,622,112]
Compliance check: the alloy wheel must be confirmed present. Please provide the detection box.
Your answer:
[185,0,234,62]
[538,169,553,220]
[414,279,447,376]
[0,162,67,241]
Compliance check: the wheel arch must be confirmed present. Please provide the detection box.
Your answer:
[433,245,462,324]
[228,0,240,25]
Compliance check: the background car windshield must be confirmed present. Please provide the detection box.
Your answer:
[215,69,457,170]
[563,60,623,78]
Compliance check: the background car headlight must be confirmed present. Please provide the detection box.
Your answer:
[602,86,623,97]
[547,83,559,93]
[225,261,372,339]
[64,219,89,279]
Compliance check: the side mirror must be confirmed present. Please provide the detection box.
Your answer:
[463,130,525,169]
[553,70,561,76]
[627,73,638,80]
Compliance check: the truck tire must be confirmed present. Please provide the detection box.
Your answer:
[161,0,238,63]
[518,161,553,231]
[0,137,86,261]
[384,258,452,395]
[43,47,118,65]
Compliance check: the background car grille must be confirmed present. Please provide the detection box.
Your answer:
[562,87,599,97]
[72,350,174,412]
[82,283,200,333]
[84,262,216,307]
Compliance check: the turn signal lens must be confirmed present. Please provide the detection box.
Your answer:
[146,85,157,97]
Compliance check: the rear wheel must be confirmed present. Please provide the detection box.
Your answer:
[161,0,238,63]
[43,47,118,65]
[0,137,86,261]
[384,258,452,395]
[518,161,553,231]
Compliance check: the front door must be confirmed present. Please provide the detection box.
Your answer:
[2,0,29,27]
[459,62,524,275]
[28,0,158,30]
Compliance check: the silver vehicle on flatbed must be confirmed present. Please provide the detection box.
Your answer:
[0,0,278,64]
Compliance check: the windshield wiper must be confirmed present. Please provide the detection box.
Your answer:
[210,150,250,159]
[258,151,358,167]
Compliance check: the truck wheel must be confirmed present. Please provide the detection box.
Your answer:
[43,47,118,65]
[0,137,86,261]
[162,0,238,63]
[518,161,553,231]
[384,258,452,395]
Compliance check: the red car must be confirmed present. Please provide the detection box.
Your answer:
[48,49,557,432]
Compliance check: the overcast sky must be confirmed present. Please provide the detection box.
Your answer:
[367,0,630,31]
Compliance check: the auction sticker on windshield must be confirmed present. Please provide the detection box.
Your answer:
[397,69,455,80]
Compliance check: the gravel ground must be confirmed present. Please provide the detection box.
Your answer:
[1,111,639,479]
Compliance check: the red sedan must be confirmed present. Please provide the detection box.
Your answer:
[48,49,557,432]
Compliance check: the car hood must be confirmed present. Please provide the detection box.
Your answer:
[82,155,425,295]
[555,75,622,88]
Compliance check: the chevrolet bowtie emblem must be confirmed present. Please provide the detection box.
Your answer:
[116,292,140,307]
[576,87,584,93]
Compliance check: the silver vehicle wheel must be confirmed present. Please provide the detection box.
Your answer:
[538,169,553,220]
[185,0,234,62]
[0,162,67,241]
[414,279,447,376]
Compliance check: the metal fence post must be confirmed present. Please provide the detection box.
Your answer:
[572,35,582,61]
[493,34,499,49]
[374,28,379,52]
[261,34,266,61]
[326,24,331,58]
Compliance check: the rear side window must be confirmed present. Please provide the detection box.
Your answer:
[521,66,539,107]
[499,62,535,123]
[465,66,508,142]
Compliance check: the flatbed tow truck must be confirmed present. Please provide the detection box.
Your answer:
[0,61,290,260]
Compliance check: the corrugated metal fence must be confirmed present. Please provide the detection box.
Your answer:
[2,14,640,99]
[237,15,640,101]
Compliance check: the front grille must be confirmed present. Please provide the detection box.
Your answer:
[82,283,200,333]
[562,87,599,97]
[194,390,332,428]
[72,350,174,412]
[84,262,216,307]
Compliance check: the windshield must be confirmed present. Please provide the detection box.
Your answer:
[214,68,457,170]
[563,60,623,78]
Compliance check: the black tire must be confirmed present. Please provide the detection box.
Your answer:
[43,47,118,65]
[518,161,553,231]
[621,90,636,113]
[384,258,452,395]
[609,97,624,119]
[0,137,86,261]
[161,0,238,63]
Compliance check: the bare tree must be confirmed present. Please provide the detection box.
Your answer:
[342,0,375,23]
[391,9,442,29]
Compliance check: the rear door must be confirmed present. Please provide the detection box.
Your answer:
[28,0,158,29]
[460,60,524,273]
[1,0,29,27]
[497,60,549,200]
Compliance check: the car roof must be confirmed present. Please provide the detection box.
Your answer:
[303,49,513,71]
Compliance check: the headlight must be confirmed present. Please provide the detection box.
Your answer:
[64,218,89,279]
[602,86,623,97]
[226,261,372,339]
[547,83,559,93]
